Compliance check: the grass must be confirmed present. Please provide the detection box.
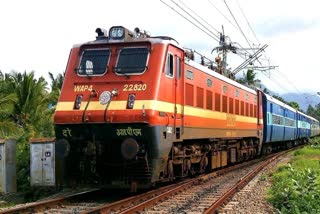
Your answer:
[267,137,320,214]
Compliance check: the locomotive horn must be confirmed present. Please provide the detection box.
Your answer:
[95,28,108,40]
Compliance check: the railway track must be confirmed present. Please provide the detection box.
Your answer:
[82,149,294,214]
[0,188,127,214]
[1,148,296,214]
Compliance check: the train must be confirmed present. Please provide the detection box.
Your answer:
[53,26,320,190]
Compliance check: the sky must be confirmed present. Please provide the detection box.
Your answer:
[0,0,319,100]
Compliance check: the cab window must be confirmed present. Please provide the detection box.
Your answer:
[165,53,174,77]
[78,49,110,76]
[115,47,149,75]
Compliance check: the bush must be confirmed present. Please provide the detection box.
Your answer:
[268,143,320,213]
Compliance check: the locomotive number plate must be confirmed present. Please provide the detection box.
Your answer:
[123,83,147,91]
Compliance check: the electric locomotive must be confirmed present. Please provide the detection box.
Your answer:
[53,26,318,190]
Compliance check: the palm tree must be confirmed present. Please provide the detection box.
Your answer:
[238,69,261,87]
[0,73,21,138]
[48,72,64,106]
[7,71,52,137]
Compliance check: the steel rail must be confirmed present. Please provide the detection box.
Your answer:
[83,155,269,214]
[204,148,298,213]
[0,189,100,214]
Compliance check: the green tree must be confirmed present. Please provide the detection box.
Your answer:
[0,73,22,138]
[48,72,64,107]
[6,71,53,137]
[307,104,320,121]
[263,87,270,94]
[272,95,286,103]
[238,69,261,87]
[288,101,300,110]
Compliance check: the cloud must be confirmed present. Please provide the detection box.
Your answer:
[256,17,319,37]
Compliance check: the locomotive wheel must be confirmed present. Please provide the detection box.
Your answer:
[183,159,191,176]
[168,160,174,181]
[200,156,208,172]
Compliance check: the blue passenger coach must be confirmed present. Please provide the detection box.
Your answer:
[261,93,297,144]
[310,116,320,137]
[296,111,312,141]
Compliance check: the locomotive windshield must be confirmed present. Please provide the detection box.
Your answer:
[77,49,110,75]
[114,47,149,75]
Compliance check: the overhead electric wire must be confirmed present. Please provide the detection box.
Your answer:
[272,69,304,94]
[259,70,290,93]
[222,0,254,51]
[207,0,239,31]
[177,0,220,35]
[169,0,220,40]
[206,0,260,67]
[160,0,315,101]
[235,0,260,45]
[232,44,268,74]
[160,0,220,42]
[259,69,313,106]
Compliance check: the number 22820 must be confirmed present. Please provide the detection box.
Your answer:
[123,84,147,91]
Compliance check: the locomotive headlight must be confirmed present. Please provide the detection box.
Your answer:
[111,88,119,96]
[74,94,83,109]
[121,138,139,160]
[99,91,112,105]
[109,26,125,40]
[127,94,136,109]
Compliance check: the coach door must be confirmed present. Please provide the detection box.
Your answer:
[174,50,184,139]
[257,90,264,154]
[165,46,184,139]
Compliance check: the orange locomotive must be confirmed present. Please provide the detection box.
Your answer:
[54,26,263,189]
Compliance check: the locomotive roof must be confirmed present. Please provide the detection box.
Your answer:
[186,59,257,95]
[72,36,180,48]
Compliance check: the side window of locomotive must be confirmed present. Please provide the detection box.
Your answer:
[78,49,110,76]
[115,47,149,75]
[176,56,181,79]
[165,53,174,77]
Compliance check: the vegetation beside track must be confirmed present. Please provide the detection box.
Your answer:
[268,137,320,213]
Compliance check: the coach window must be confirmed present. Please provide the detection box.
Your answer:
[223,85,228,93]
[176,56,181,79]
[165,53,174,77]
[245,93,249,100]
[186,70,194,80]
[235,89,239,97]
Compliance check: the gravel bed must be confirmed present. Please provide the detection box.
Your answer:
[0,187,94,212]
[218,154,292,214]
